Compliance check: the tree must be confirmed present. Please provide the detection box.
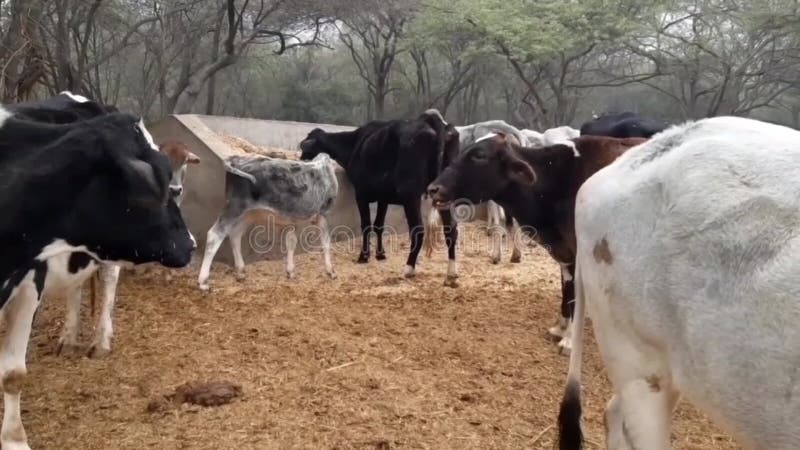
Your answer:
[337,0,412,120]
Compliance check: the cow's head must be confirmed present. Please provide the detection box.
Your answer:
[68,114,195,267]
[427,132,535,208]
[299,128,328,161]
[159,140,200,205]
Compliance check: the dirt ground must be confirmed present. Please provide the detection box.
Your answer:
[24,223,739,449]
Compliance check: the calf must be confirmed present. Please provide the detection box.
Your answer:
[558,116,800,450]
[428,133,645,353]
[299,110,460,286]
[198,153,338,290]
[580,111,665,138]
[0,108,194,450]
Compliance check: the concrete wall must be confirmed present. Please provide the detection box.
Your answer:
[196,115,355,151]
[148,114,413,265]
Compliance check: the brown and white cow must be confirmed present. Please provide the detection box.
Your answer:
[427,133,646,353]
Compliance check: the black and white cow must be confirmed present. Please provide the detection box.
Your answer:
[428,133,645,353]
[0,106,194,450]
[580,111,665,138]
[559,116,800,450]
[299,109,460,286]
[198,153,338,290]
[10,93,199,358]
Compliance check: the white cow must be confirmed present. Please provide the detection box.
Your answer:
[520,128,544,146]
[558,116,800,449]
[541,125,580,145]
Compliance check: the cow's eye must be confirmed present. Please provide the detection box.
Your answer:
[471,149,489,162]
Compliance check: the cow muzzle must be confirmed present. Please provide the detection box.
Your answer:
[427,183,452,208]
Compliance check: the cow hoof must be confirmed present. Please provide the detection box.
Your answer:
[87,344,111,359]
[327,271,338,280]
[55,341,81,357]
[357,254,369,263]
[557,337,572,356]
[376,252,386,261]
[443,276,459,288]
[286,271,295,279]
[490,256,500,265]
[198,282,210,292]
[1,440,31,450]
[547,324,566,340]
[234,271,246,281]
[403,265,416,278]
[510,254,522,263]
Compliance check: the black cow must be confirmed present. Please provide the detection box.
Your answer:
[580,111,665,138]
[428,133,646,353]
[299,109,460,285]
[0,104,194,449]
[9,91,118,124]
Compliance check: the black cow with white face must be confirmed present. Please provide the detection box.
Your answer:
[580,111,665,138]
[299,109,460,285]
[0,102,193,450]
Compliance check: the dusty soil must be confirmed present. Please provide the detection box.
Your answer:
[24,223,737,449]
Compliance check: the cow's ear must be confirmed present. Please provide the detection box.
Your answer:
[186,152,200,164]
[502,151,536,186]
[124,158,163,199]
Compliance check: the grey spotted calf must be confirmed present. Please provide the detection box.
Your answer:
[198,153,338,290]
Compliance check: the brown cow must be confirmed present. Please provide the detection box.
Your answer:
[159,140,201,203]
[427,133,646,353]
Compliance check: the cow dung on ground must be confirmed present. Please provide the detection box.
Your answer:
[23,222,737,449]
[148,381,242,414]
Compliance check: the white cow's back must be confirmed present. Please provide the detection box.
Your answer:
[575,116,800,449]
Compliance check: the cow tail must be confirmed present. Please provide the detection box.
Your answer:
[558,259,586,450]
[423,206,441,258]
[224,163,257,184]
[90,272,98,317]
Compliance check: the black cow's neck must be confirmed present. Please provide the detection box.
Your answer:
[0,132,100,282]
[319,130,359,168]
[0,118,76,160]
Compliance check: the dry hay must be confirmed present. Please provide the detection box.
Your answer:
[23,222,737,449]
[218,134,298,160]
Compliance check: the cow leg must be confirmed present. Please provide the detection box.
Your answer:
[89,264,121,358]
[229,221,248,281]
[285,227,297,279]
[373,201,389,260]
[315,216,337,279]
[486,200,500,237]
[198,217,235,291]
[1,274,41,450]
[549,263,575,354]
[356,196,372,263]
[603,363,678,450]
[440,208,459,287]
[488,202,503,263]
[56,284,82,356]
[506,212,522,263]
[402,197,424,278]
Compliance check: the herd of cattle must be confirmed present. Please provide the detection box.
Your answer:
[0,91,797,449]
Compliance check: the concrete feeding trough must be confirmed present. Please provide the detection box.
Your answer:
[148,115,415,265]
